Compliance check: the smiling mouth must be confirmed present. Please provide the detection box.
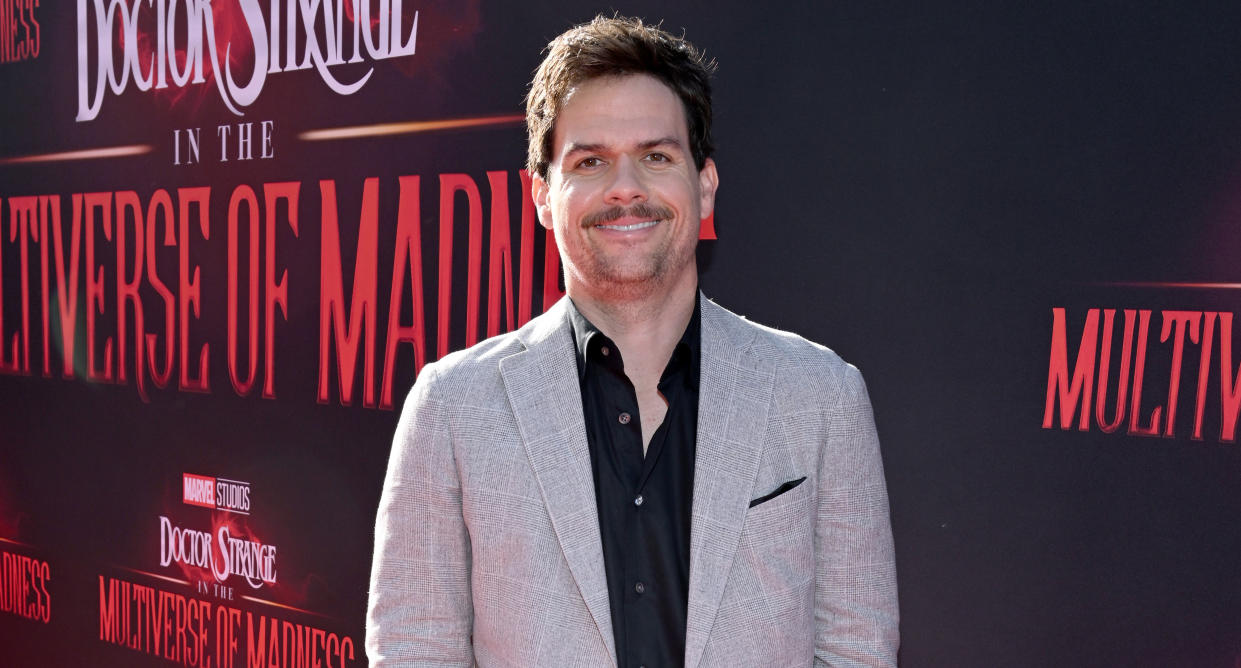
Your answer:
[596,220,660,231]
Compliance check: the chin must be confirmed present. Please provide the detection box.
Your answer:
[597,259,665,286]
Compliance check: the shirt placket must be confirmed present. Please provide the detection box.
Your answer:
[599,349,650,668]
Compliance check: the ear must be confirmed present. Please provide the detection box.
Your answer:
[532,171,553,230]
[697,158,719,220]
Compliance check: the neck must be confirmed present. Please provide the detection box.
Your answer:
[568,271,697,381]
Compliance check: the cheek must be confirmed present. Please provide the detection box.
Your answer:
[559,180,593,202]
[553,185,592,222]
[657,180,697,216]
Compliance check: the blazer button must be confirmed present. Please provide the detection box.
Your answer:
[634,581,645,594]
[618,412,631,425]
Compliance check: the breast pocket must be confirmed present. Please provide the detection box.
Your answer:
[720,478,815,649]
[741,477,814,549]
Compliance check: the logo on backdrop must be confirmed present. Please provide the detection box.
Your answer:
[97,472,355,664]
[76,0,420,121]
[182,473,251,514]
[163,474,275,589]
[100,470,352,664]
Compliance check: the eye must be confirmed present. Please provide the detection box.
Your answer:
[644,152,671,163]
[576,156,604,169]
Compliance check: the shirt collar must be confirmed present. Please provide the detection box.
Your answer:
[566,292,701,385]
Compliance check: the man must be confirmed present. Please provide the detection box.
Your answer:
[367,16,898,667]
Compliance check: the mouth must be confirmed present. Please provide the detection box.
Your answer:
[596,220,660,232]
[583,203,675,230]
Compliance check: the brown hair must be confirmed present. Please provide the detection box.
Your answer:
[525,16,717,179]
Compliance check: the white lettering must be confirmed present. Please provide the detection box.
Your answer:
[159,516,275,588]
[75,0,418,122]
[183,477,214,504]
[214,481,251,512]
[159,515,212,569]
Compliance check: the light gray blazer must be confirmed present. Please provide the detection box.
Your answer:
[367,296,898,667]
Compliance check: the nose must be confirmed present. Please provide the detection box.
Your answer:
[604,155,647,205]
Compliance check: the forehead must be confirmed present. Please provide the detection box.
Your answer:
[551,74,690,158]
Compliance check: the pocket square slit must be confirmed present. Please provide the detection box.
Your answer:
[748,476,808,508]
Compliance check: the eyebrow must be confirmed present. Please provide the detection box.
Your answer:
[637,137,684,151]
[562,136,685,157]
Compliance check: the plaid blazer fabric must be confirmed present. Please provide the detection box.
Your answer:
[367,296,899,667]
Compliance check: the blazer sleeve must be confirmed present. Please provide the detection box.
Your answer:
[814,364,900,667]
[366,364,475,666]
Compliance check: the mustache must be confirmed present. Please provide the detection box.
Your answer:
[582,203,675,228]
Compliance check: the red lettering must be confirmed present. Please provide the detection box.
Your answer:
[1094,309,1134,433]
[247,611,268,668]
[27,0,37,59]
[6,196,38,374]
[84,191,114,382]
[99,576,120,642]
[173,594,186,658]
[341,636,355,666]
[1160,311,1201,437]
[1219,313,1241,442]
[148,586,165,657]
[263,182,299,399]
[700,211,716,240]
[178,187,210,393]
[227,185,261,396]
[318,178,377,407]
[53,195,83,379]
[37,196,55,376]
[1193,312,1218,441]
[145,190,176,390]
[437,174,483,357]
[517,170,539,327]
[1043,307,1098,431]
[115,191,145,398]
[1127,310,1162,436]
[38,560,49,624]
[542,222,563,314]
[381,176,427,410]
[486,170,515,339]
[1,2,8,63]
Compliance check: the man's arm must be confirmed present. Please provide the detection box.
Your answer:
[814,364,899,667]
[366,364,474,666]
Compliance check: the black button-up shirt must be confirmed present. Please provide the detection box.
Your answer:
[568,297,700,668]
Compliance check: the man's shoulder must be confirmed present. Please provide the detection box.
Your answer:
[432,328,525,376]
[413,302,565,394]
[703,297,854,374]
[702,297,866,408]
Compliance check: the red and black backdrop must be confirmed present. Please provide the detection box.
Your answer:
[4,3,1241,666]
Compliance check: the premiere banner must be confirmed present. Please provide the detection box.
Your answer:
[1,3,566,665]
[7,2,1241,667]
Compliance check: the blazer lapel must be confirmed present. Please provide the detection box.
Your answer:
[684,298,774,668]
[498,299,617,666]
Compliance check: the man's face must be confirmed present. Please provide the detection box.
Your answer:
[533,74,718,301]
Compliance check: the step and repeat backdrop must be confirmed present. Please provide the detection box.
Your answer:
[4,3,1241,666]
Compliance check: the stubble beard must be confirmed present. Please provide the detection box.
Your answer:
[571,222,697,302]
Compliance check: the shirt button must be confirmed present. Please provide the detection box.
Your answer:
[634,581,645,594]
[600,345,610,356]
[618,412,631,425]
[634,494,644,507]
